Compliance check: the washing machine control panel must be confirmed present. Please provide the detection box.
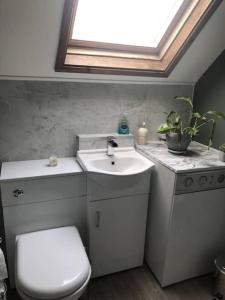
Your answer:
[175,169,225,194]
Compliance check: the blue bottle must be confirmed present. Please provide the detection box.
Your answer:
[118,114,129,134]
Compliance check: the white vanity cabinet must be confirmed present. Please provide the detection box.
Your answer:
[87,171,151,277]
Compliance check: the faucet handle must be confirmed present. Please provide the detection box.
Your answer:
[107,136,118,148]
[107,136,116,141]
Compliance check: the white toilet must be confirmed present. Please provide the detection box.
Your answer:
[15,226,91,300]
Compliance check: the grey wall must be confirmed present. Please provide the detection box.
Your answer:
[194,50,225,148]
[0,80,193,162]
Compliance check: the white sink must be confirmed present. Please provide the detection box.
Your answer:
[77,147,154,175]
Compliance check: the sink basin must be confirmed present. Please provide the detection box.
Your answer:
[77,147,154,175]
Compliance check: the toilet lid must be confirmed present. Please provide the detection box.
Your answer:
[16,226,91,300]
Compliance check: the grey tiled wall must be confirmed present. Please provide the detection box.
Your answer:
[0,80,193,162]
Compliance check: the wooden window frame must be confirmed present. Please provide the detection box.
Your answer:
[55,0,222,77]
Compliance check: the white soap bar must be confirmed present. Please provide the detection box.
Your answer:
[48,156,58,167]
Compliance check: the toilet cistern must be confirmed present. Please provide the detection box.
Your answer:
[106,136,118,156]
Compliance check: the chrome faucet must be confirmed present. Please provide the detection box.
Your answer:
[107,136,118,156]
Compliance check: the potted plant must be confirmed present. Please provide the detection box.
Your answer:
[219,143,225,162]
[158,97,225,154]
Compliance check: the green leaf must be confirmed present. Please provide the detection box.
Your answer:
[166,111,181,127]
[192,112,201,119]
[183,127,199,137]
[208,120,216,148]
[206,111,225,120]
[157,124,176,134]
[175,96,193,109]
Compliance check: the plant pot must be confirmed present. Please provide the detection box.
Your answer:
[166,132,192,154]
[218,151,225,162]
[158,133,166,141]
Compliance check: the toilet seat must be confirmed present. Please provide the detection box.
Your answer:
[17,268,91,300]
[15,226,91,300]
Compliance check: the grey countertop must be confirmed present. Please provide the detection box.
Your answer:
[136,141,225,173]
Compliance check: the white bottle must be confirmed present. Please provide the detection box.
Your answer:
[137,122,148,145]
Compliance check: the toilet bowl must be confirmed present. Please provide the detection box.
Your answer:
[15,226,91,300]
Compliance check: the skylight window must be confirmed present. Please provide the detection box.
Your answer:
[72,0,184,48]
[55,0,222,77]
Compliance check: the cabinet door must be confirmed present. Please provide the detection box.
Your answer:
[89,194,148,277]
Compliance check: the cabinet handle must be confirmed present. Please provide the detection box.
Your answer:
[95,211,100,228]
[13,189,24,198]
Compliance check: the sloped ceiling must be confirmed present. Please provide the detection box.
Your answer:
[0,0,225,84]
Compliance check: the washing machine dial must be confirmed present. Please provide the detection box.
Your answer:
[184,177,194,188]
[217,174,225,183]
[199,175,208,186]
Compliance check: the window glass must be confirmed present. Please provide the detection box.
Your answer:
[72,0,184,48]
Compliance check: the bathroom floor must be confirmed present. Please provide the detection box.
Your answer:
[7,265,213,300]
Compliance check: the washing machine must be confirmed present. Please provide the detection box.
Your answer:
[137,142,225,286]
